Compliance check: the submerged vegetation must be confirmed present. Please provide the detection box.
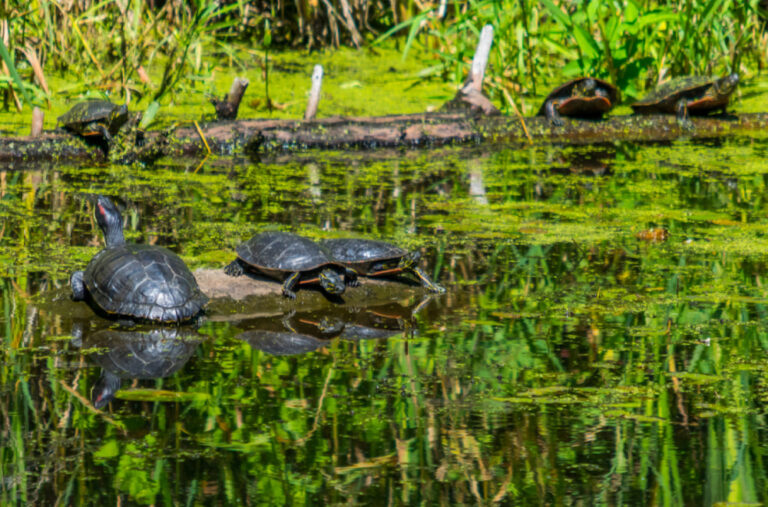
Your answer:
[5,139,768,502]
[1,1,766,120]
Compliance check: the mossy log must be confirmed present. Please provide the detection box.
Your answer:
[3,113,768,166]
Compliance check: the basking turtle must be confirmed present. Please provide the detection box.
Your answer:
[224,231,358,299]
[71,323,200,409]
[322,238,445,293]
[537,77,619,126]
[631,73,739,126]
[58,100,129,145]
[70,196,208,323]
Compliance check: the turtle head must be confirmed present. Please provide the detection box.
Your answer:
[574,78,597,97]
[316,317,345,335]
[92,370,122,409]
[319,269,345,295]
[109,104,130,132]
[398,250,422,270]
[93,195,126,247]
[715,73,739,97]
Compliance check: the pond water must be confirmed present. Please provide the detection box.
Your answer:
[3,137,768,504]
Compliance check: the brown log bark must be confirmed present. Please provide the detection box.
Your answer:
[1,113,767,166]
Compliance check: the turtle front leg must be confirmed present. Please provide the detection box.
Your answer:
[409,266,446,294]
[345,268,360,287]
[282,272,300,299]
[224,259,244,277]
[92,123,118,147]
[71,271,86,301]
[545,100,565,127]
[675,99,693,130]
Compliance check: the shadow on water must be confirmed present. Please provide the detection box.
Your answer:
[4,140,768,503]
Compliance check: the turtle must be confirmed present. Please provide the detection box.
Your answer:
[224,231,358,299]
[71,323,200,409]
[70,196,208,323]
[630,73,739,127]
[58,100,129,145]
[322,238,446,293]
[537,77,619,126]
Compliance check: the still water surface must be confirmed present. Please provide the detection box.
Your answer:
[3,139,768,504]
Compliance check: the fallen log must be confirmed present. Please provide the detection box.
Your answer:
[2,112,768,166]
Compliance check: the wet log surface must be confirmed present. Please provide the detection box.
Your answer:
[35,268,435,323]
[3,112,768,166]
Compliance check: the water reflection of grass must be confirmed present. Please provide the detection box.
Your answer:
[4,140,768,502]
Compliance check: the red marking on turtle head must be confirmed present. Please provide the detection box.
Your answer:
[98,202,106,217]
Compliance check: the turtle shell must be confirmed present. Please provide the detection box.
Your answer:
[236,231,339,279]
[83,244,208,323]
[630,75,736,114]
[322,238,407,274]
[87,326,200,379]
[537,77,619,117]
[58,100,128,135]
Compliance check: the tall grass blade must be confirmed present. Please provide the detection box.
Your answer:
[0,38,32,107]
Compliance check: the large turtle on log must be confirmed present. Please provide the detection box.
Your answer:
[70,196,208,323]
[58,100,129,145]
[537,77,619,126]
[630,73,739,127]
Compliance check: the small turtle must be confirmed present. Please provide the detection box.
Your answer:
[70,196,208,323]
[58,100,129,145]
[537,77,619,126]
[224,231,358,299]
[322,238,445,293]
[631,73,739,126]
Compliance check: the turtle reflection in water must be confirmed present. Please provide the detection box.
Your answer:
[235,301,427,356]
[236,312,345,356]
[72,323,201,409]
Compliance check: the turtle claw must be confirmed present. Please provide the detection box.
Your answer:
[71,271,86,301]
[283,289,297,299]
[345,268,360,287]
[224,260,244,277]
[431,283,447,294]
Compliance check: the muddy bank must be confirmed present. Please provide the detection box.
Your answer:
[3,113,767,166]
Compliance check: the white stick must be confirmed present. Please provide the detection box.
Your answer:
[30,107,44,137]
[304,64,324,120]
[462,24,494,94]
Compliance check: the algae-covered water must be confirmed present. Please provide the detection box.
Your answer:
[4,135,768,504]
